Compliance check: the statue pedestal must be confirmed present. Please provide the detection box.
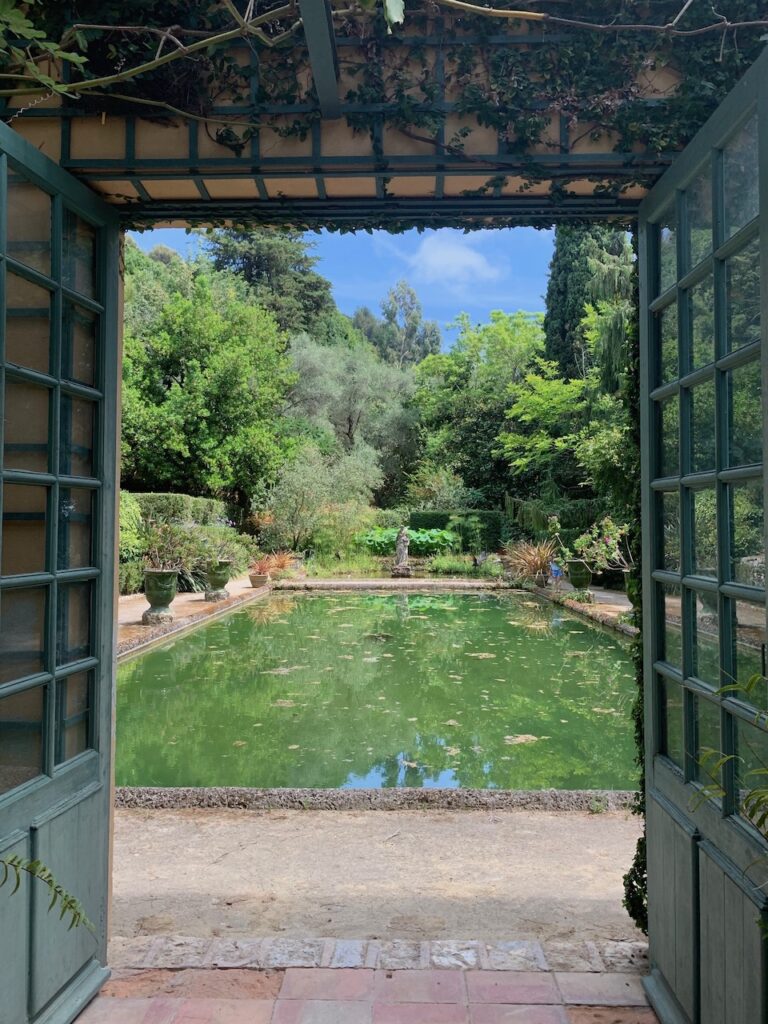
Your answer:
[391,564,412,578]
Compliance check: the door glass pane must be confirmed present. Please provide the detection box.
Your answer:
[692,588,720,686]
[659,675,684,768]
[661,582,682,668]
[691,378,716,473]
[59,396,95,477]
[63,209,97,300]
[659,394,679,478]
[658,207,677,294]
[658,303,678,384]
[0,685,44,794]
[730,599,766,707]
[687,161,713,268]
[661,490,681,572]
[56,581,92,667]
[729,479,764,587]
[724,115,759,238]
[3,379,49,473]
[5,273,52,374]
[0,587,46,683]
[726,236,760,352]
[57,488,94,571]
[62,303,97,387]
[735,719,768,831]
[693,695,721,788]
[689,276,715,370]
[7,170,51,276]
[55,670,91,765]
[692,488,717,577]
[1,483,47,576]
[728,359,762,467]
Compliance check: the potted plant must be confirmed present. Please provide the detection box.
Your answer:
[502,539,557,586]
[249,554,274,589]
[572,517,634,585]
[141,524,190,624]
[200,535,235,602]
[546,515,592,589]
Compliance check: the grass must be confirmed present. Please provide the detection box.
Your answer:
[305,552,386,577]
[426,554,503,578]
[304,551,505,579]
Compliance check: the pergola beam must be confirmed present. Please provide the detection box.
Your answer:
[299,0,341,119]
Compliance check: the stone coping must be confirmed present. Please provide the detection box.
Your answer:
[109,936,649,975]
[276,578,508,590]
[115,787,635,811]
[532,587,639,640]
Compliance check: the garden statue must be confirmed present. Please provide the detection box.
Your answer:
[392,525,412,578]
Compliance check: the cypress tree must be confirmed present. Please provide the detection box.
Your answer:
[543,226,624,378]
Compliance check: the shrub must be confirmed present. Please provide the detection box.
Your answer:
[119,491,144,562]
[357,526,459,557]
[133,492,229,527]
[118,558,144,595]
[503,539,557,580]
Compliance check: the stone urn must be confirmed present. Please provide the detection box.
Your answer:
[205,559,232,602]
[567,558,592,589]
[142,569,179,624]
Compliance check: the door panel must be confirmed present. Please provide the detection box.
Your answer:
[0,122,119,1023]
[640,46,768,1024]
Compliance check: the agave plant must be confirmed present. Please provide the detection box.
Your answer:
[268,550,295,571]
[503,539,557,580]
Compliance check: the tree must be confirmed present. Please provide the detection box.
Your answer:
[204,229,335,334]
[413,310,544,506]
[287,335,418,501]
[121,255,294,510]
[355,280,441,368]
[262,444,383,550]
[543,226,625,378]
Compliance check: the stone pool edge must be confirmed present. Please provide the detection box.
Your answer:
[115,787,634,811]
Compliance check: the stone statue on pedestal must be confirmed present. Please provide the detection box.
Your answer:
[392,525,412,578]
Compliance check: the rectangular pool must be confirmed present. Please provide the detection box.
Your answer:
[116,591,637,789]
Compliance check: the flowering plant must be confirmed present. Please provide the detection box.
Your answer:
[573,517,634,572]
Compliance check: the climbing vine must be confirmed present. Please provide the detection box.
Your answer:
[0,1,766,201]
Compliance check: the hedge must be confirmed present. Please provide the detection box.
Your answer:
[131,492,228,527]
[409,510,509,552]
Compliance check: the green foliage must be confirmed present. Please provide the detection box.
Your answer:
[132,492,228,527]
[409,510,508,552]
[119,491,144,562]
[261,444,383,552]
[427,554,503,578]
[544,228,626,378]
[122,248,295,510]
[405,464,480,511]
[414,310,544,505]
[203,230,335,335]
[118,558,144,596]
[358,527,459,557]
[0,856,92,932]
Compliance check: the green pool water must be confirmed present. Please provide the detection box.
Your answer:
[116,591,637,790]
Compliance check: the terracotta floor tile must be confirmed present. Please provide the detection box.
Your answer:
[273,999,373,1024]
[172,999,275,1023]
[555,975,647,1007]
[76,998,160,1023]
[280,968,375,1001]
[470,1007,569,1024]
[566,1008,659,1024]
[374,970,467,1004]
[373,1002,470,1023]
[467,972,561,1006]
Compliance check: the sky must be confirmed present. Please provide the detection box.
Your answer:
[128,226,554,346]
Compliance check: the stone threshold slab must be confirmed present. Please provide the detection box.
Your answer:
[114,787,635,811]
[109,937,649,975]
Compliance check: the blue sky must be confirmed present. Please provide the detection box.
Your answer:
[129,226,553,345]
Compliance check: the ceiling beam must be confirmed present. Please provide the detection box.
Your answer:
[299,0,341,119]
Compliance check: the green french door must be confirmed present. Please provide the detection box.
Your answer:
[0,123,119,1022]
[640,47,768,1024]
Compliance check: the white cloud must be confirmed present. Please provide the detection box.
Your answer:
[407,231,502,289]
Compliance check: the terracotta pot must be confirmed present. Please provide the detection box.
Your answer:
[249,573,270,588]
